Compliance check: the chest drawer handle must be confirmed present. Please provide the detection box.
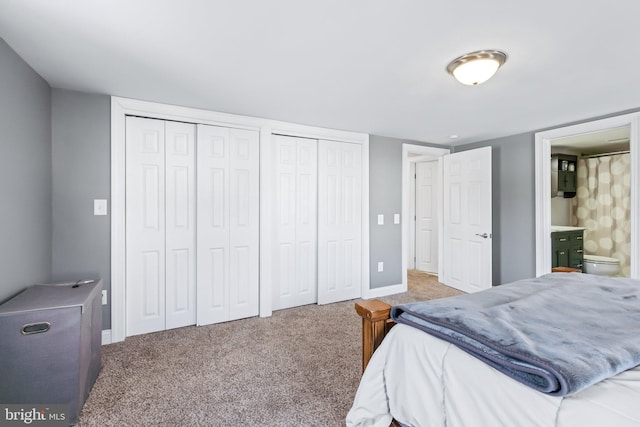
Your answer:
[576,249,583,253]
[21,322,51,335]
[558,238,568,242]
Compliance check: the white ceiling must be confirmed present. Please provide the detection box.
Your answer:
[1,0,639,145]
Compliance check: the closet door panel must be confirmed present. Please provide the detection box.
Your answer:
[197,125,259,324]
[318,140,362,304]
[318,140,343,303]
[197,125,231,325]
[165,121,196,330]
[271,135,317,310]
[340,142,362,297]
[125,117,167,336]
[228,128,259,320]
[272,136,296,309]
[296,139,318,304]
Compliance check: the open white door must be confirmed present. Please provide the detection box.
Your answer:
[442,147,492,292]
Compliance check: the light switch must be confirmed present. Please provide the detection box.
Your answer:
[377,214,384,225]
[394,213,400,224]
[377,262,384,272]
[94,199,107,216]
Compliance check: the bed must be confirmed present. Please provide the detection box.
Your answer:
[347,273,640,427]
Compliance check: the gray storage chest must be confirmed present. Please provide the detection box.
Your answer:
[0,280,102,425]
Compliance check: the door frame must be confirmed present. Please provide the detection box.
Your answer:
[111,97,369,343]
[401,144,450,292]
[534,112,640,278]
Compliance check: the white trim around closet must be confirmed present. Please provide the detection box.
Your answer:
[111,96,370,342]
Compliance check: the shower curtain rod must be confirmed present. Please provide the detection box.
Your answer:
[581,150,630,159]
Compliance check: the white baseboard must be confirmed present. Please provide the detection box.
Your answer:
[101,329,112,345]
[363,283,405,299]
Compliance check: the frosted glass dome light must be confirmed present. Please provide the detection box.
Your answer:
[447,50,507,86]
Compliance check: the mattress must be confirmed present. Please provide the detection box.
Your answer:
[347,324,640,427]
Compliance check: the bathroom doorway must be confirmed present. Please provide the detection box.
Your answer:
[550,126,631,277]
[534,112,640,279]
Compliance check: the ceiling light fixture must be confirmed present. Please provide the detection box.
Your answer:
[446,50,508,86]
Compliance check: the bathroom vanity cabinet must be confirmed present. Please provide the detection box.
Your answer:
[551,228,584,271]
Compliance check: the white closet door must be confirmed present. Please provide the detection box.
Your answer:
[318,140,362,304]
[126,117,167,336]
[228,128,260,321]
[197,124,259,325]
[165,121,196,330]
[272,135,318,310]
[197,125,230,325]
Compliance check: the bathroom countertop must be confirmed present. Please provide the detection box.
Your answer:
[551,225,586,233]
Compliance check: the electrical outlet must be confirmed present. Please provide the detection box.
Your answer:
[394,213,400,224]
[377,214,384,225]
[101,290,107,305]
[377,262,384,272]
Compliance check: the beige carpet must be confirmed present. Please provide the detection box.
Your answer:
[78,272,461,426]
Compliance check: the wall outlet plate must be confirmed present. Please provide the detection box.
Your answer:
[101,290,107,305]
[94,199,108,216]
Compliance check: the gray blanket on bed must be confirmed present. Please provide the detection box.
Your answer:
[390,273,640,396]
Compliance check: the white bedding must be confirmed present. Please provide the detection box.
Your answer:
[347,324,640,427]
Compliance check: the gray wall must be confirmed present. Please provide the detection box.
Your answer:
[0,38,52,303]
[453,133,537,285]
[51,89,111,328]
[369,135,446,288]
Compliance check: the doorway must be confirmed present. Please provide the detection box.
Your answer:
[550,126,631,277]
[534,112,640,279]
[401,144,449,291]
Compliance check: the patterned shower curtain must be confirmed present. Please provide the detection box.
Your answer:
[570,153,631,277]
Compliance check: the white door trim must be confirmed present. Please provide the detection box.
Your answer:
[534,112,640,278]
[408,162,416,269]
[111,96,369,342]
[401,144,450,292]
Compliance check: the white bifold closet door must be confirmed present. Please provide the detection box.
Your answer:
[196,124,260,325]
[318,140,362,304]
[271,135,318,310]
[125,117,196,337]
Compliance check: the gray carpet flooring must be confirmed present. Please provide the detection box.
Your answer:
[77,271,461,426]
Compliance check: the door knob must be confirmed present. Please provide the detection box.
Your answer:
[475,233,490,238]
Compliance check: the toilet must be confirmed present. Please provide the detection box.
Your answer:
[583,254,620,276]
